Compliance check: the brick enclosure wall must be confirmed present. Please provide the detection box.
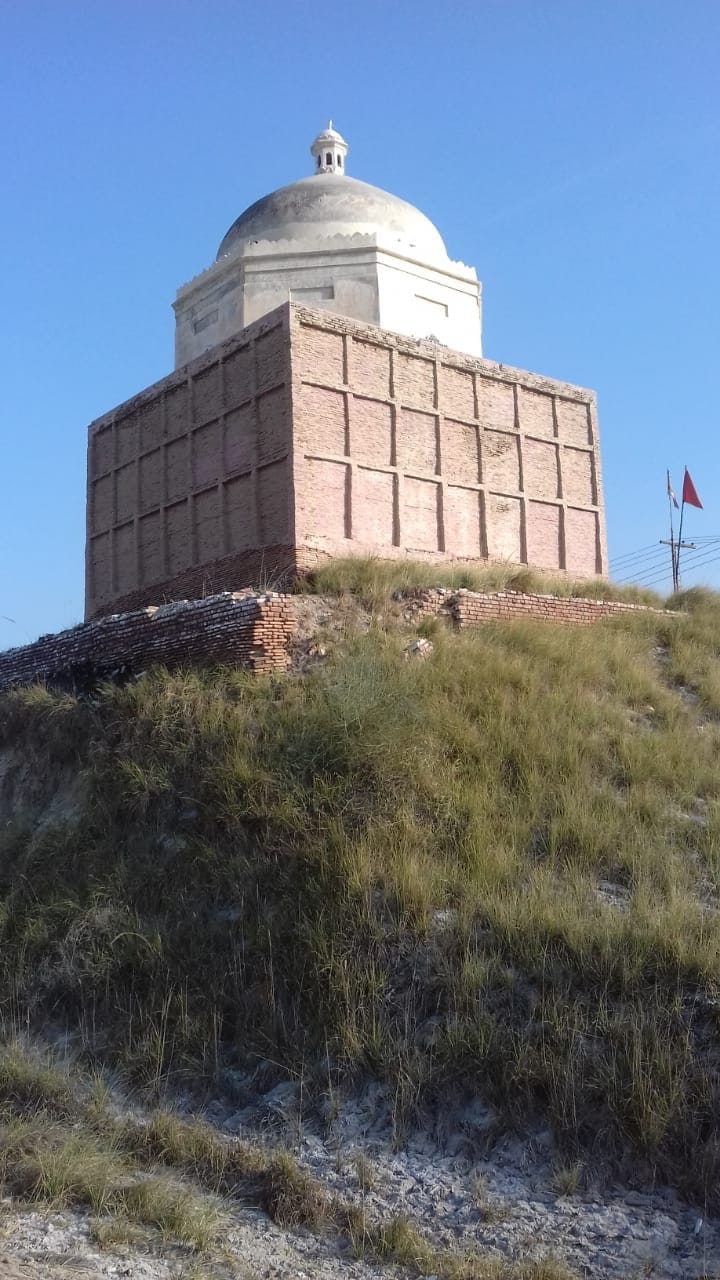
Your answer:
[1,588,674,694]
[453,591,671,627]
[0,593,295,692]
[86,310,294,619]
[403,587,674,628]
[290,306,606,578]
[86,302,606,620]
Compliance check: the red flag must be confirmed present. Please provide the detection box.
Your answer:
[666,470,679,509]
[682,467,703,509]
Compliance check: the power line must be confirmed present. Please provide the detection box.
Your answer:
[611,548,671,580]
[609,543,664,567]
[612,547,674,572]
[677,549,720,579]
[639,548,720,591]
[609,536,720,590]
[610,540,706,575]
[613,553,672,584]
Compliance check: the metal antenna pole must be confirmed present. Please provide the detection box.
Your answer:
[668,483,678,591]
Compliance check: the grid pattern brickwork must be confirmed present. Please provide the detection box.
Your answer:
[85,303,607,621]
[289,306,606,576]
[86,311,294,619]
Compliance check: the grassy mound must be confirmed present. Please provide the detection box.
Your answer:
[2,578,720,1207]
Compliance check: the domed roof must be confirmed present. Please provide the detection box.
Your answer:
[216,125,448,263]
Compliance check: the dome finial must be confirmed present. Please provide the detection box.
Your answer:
[310,122,348,175]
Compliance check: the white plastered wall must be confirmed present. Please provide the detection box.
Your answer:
[173,236,481,369]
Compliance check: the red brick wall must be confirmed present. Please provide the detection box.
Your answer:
[0,593,295,692]
[453,589,672,627]
[86,311,294,620]
[86,302,607,622]
[403,587,674,628]
[3,587,676,695]
[289,306,606,578]
[87,545,298,619]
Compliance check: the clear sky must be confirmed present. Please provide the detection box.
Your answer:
[1,0,718,649]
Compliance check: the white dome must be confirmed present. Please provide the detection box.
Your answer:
[217,175,448,264]
[173,124,481,370]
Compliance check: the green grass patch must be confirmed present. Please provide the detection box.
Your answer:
[297,554,665,608]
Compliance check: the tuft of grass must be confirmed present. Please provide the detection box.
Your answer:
[119,1176,224,1250]
[119,1108,345,1233]
[0,1111,225,1252]
[471,1173,508,1222]
[0,1121,120,1212]
[0,1040,79,1117]
[352,1150,375,1192]
[262,1149,330,1228]
[353,1212,576,1279]
[91,1216,154,1249]
[552,1162,583,1197]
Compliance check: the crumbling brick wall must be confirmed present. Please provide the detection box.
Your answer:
[0,592,295,693]
[0,587,677,695]
[402,587,675,628]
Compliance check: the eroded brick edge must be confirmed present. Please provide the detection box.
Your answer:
[0,588,680,694]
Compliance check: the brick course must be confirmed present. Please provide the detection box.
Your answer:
[85,309,294,620]
[403,587,676,628]
[1,588,677,695]
[0,593,295,693]
[290,307,606,579]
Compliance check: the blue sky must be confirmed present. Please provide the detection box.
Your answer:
[1,0,718,648]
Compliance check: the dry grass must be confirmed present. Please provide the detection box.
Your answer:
[120,1108,336,1229]
[0,1109,226,1251]
[552,1162,583,1198]
[353,1213,575,1279]
[471,1173,509,1223]
[1,584,720,1210]
[297,554,665,608]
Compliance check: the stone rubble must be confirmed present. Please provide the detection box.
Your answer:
[403,637,434,660]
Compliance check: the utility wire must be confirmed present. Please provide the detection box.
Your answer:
[639,548,720,591]
[612,546,674,570]
[610,537,720,588]
[611,552,674,580]
[609,536,720,571]
[610,544,698,573]
[675,549,720,579]
[609,543,665,567]
[613,553,673,584]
